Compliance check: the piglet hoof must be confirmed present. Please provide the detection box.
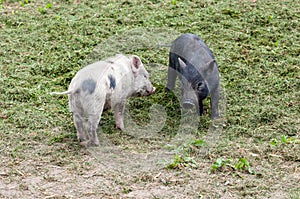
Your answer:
[211,114,220,120]
[79,140,90,148]
[91,139,99,147]
[116,124,124,131]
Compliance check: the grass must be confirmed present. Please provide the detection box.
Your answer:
[0,0,299,198]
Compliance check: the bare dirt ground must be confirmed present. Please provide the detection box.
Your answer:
[1,129,299,198]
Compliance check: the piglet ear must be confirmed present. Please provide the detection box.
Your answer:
[203,59,216,75]
[131,55,142,76]
[178,58,187,68]
[132,55,142,69]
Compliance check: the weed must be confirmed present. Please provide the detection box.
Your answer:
[210,157,233,173]
[210,157,255,175]
[165,138,206,170]
[166,153,198,170]
[38,3,52,14]
[270,135,300,146]
[19,0,29,7]
[234,157,255,175]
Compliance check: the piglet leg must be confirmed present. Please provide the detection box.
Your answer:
[114,101,125,130]
[73,112,86,142]
[210,86,220,119]
[87,114,101,146]
[166,53,178,91]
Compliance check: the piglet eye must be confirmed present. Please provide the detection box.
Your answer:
[197,82,202,89]
[192,82,202,90]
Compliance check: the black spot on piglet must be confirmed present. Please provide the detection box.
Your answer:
[106,60,114,64]
[81,79,96,94]
[108,75,116,89]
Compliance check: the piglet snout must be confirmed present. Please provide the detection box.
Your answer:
[183,99,195,109]
[146,87,156,96]
[151,87,156,93]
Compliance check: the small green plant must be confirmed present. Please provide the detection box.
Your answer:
[166,153,198,170]
[210,157,233,173]
[38,3,52,14]
[270,138,280,146]
[270,135,300,146]
[0,0,4,10]
[235,157,255,174]
[19,0,30,7]
[165,138,206,170]
[38,7,46,14]
[210,157,255,174]
[190,139,206,147]
[45,3,52,9]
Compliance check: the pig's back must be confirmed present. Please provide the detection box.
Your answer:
[171,33,214,66]
[76,61,110,78]
[77,54,131,79]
